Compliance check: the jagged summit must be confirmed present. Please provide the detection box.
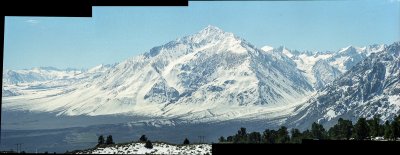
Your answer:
[339,45,355,53]
[199,25,224,34]
[178,25,237,45]
[145,25,247,58]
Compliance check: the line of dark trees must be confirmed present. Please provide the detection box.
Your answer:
[218,115,400,143]
[96,134,191,149]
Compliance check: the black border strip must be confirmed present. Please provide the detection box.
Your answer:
[2,0,92,17]
[1,0,188,17]
[93,0,188,6]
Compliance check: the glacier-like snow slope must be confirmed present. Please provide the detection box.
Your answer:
[286,42,400,129]
[2,26,314,122]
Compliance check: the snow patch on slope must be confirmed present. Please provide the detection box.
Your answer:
[261,45,274,52]
[76,143,211,155]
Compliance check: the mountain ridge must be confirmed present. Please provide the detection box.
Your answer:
[286,42,400,129]
[2,26,399,127]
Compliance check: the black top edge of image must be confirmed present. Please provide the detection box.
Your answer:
[1,0,189,17]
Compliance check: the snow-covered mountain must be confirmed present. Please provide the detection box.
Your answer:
[265,44,386,90]
[286,42,400,129]
[3,67,82,85]
[312,59,341,90]
[2,65,114,97]
[2,26,313,122]
[2,25,397,126]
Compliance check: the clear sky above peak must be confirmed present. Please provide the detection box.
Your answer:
[4,0,399,70]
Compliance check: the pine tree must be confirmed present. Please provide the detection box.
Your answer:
[367,115,381,138]
[290,128,302,143]
[328,118,353,140]
[248,132,261,143]
[378,123,385,136]
[277,126,290,143]
[301,129,313,140]
[384,120,392,140]
[218,136,226,143]
[226,136,233,142]
[394,115,400,139]
[328,125,339,140]
[390,120,399,140]
[234,127,247,143]
[106,135,115,145]
[354,117,370,140]
[311,122,326,140]
[262,129,277,144]
[97,135,105,146]
[183,138,190,145]
[139,135,148,142]
[338,118,353,140]
[145,140,153,149]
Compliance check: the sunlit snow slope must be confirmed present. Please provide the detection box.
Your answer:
[2,26,314,122]
[2,26,398,125]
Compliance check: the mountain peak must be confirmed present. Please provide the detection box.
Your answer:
[200,25,223,33]
[338,45,365,54]
[195,25,226,38]
[177,25,237,45]
[339,45,354,52]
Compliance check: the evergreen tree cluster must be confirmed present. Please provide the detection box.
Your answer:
[138,135,153,149]
[106,135,115,145]
[97,135,115,147]
[219,115,400,143]
[96,134,191,149]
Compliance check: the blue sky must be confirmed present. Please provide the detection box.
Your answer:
[4,0,399,70]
